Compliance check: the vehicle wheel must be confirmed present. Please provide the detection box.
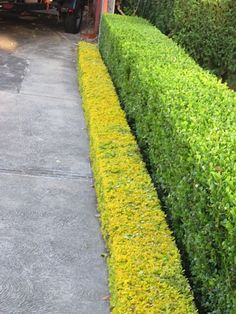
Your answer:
[64,7,82,34]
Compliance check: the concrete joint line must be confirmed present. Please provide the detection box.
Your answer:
[20,92,79,101]
[0,167,92,180]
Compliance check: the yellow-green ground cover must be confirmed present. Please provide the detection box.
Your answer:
[77,41,197,314]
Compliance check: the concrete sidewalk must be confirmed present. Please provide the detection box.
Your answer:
[0,16,109,313]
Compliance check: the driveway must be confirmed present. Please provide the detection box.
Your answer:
[0,14,109,313]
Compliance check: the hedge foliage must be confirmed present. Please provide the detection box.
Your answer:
[78,41,197,314]
[99,14,236,314]
[135,0,236,81]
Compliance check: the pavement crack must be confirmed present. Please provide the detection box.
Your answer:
[19,92,79,101]
[0,167,92,180]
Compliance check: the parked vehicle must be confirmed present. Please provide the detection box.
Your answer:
[0,0,85,33]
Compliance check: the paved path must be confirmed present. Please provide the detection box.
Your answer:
[0,15,109,313]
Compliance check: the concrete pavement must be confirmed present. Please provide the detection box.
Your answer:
[0,15,109,313]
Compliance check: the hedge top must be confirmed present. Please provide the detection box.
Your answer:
[136,0,236,80]
[100,14,236,172]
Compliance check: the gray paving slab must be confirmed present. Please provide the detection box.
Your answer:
[0,174,109,314]
[0,93,91,176]
[20,58,79,99]
[0,15,109,314]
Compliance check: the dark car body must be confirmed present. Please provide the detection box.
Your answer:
[0,0,85,33]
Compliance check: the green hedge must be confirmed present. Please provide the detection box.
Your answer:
[99,14,236,314]
[135,0,236,83]
[135,0,174,34]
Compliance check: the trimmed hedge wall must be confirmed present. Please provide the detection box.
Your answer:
[78,42,197,314]
[99,14,236,314]
[122,0,173,33]
[136,0,236,82]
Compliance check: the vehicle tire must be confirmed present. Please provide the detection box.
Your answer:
[64,6,82,34]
